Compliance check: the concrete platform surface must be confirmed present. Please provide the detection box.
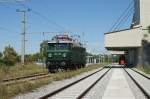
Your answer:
[102,68,135,99]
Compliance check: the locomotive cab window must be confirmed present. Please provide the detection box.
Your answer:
[47,43,56,50]
[48,43,70,50]
[57,43,68,49]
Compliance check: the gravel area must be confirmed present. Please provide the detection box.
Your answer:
[124,69,147,99]
[83,68,112,99]
[49,68,109,99]
[13,67,103,99]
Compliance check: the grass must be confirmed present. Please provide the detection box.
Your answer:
[52,64,105,81]
[0,78,52,99]
[136,66,150,74]
[0,63,48,80]
[0,63,105,99]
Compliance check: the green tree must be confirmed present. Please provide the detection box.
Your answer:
[34,53,41,61]
[86,52,93,56]
[40,40,48,62]
[25,54,34,63]
[0,52,2,58]
[0,52,3,65]
[25,53,41,63]
[3,45,18,66]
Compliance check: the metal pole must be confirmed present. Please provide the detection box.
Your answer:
[17,9,30,65]
[42,32,45,67]
[22,11,25,65]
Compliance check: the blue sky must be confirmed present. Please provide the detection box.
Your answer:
[0,0,133,54]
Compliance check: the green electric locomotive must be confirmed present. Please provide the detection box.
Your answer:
[46,35,86,72]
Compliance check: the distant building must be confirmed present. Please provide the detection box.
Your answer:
[104,0,150,66]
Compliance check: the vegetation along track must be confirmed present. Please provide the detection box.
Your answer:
[124,68,150,99]
[0,64,103,85]
[39,67,111,99]
[0,72,50,85]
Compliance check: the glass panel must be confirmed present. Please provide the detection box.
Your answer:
[48,43,70,50]
[48,44,56,50]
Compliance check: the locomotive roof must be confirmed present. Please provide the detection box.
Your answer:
[48,41,83,47]
[48,35,84,47]
[48,40,73,44]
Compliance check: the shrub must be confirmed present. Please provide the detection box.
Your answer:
[3,45,18,66]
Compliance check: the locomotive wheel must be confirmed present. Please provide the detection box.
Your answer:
[48,66,56,73]
[81,64,84,68]
[48,69,55,73]
[70,64,77,70]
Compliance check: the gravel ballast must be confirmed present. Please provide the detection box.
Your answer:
[14,67,103,99]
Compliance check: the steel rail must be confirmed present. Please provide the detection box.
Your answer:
[1,64,99,83]
[131,69,150,80]
[77,68,111,99]
[2,73,48,82]
[39,67,107,99]
[1,73,50,85]
[124,68,150,99]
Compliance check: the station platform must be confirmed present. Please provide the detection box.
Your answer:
[102,69,135,99]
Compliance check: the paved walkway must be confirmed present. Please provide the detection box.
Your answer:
[102,69,135,99]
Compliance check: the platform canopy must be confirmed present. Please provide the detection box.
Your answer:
[104,27,143,50]
[109,51,125,55]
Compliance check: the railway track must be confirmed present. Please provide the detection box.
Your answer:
[131,68,150,80]
[0,64,102,86]
[12,66,149,99]
[0,72,50,85]
[39,67,111,99]
[124,68,150,99]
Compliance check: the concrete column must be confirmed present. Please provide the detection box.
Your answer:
[94,58,95,63]
[126,49,136,66]
[137,47,143,66]
[143,42,150,66]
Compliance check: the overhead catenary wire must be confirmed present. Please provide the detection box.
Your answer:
[0,0,27,3]
[0,2,69,41]
[0,2,23,33]
[0,26,18,33]
[31,10,66,31]
[16,2,67,32]
[1,1,82,35]
[0,1,67,32]
[0,2,12,9]
[1,1,85,44]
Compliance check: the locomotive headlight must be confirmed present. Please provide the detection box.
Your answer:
[61,61,66,66]
[47,61,51,65]
[62,53,67,57]
[48,53,52,57]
